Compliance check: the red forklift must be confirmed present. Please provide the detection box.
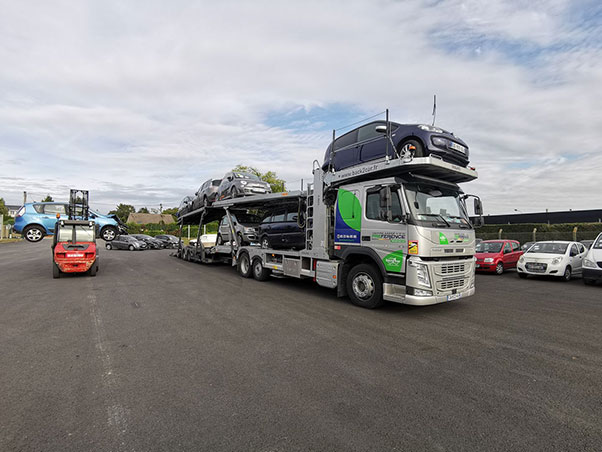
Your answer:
[52,189,99,278]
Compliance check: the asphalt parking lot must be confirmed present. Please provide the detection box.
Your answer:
[1,241,601,452]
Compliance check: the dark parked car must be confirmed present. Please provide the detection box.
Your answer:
[217,172,271,200]
[192,178,222,210]
[177,196,195,218]
[217,213,261,245]
[131,234,163,249]
[155,234,180,248]
[258,208,304,250]
[105,235,147,251]
[322,120,469,171]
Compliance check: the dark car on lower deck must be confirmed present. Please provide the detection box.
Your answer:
[322,120,469,171]
[258,208,305,250]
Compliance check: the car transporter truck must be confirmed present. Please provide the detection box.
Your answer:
[174,136,483,309]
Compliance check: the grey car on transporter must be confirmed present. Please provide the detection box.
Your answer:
[217,172,271,201]
[192,178,222,210]
[217,212,261,246]
[322,121,470,171]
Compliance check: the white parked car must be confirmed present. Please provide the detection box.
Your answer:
[583,233,602,285]
[517,241,588,281]
[189,234,218,247]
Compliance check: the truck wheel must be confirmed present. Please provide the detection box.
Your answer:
[101,226,117,241]
[495,262,504,275]
[347,264,384,309]
[252,258,271,281]
[237,252,252,278]
[561,266,572,282]
[24,225,45,242]
[52,262,61,279]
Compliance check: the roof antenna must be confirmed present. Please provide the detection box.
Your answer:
[431,94,437,126]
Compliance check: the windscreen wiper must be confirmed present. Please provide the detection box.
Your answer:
[419,213,451,227]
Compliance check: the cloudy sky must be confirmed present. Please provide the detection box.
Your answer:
[0,0,600,214]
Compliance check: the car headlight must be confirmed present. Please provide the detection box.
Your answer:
[240,181,248,185]
[583,258,597,269]
[418,124,443,133]
[551,257,562,265]
[431,136,448,147]
[519,256,525,263]
[409,260,431,287]
[484,258,494,263]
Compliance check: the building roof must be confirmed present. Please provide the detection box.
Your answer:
[126,213,175,224]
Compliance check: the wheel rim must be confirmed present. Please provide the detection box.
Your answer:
[106,244,111,249]
[254,261,262,276]
[401,143,417,156]
[103,229,116,240]
[27,228,43,241]
[496,263,503,274]
[262,238,269,249]
[241,256,249,274]
[129,245,134,251]
[352,273,375,300]
[564,268,571,280]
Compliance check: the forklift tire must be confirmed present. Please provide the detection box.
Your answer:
[346,263,384,309]
[237,252,252,278]
[52,263,61,279]
[89,261,98,277]
[252,258,271,281]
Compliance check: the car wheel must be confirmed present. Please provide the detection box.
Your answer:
[52,262,61,279]
[236,232,245,246]
[495,262,504,275]
[106,243,112,250]
[217,233,223,245]
[252,258,271,281]
[518,273,528,279]
[101,226,117,241]
[237,252,252,278]
[399,139,424,158]
[584,278,595,285]
[24,225,45,242]
[231,186,239,198]
[346,264,384,309]
[203,196,208,207]
[261,236,270,249]
[561,266,572,282]
[128,245,135,251]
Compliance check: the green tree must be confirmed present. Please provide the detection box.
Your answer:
[42,195,54,202]
[0,198,9,219]
[232,165,286,192]
[109,204,135,223]
[162,207,178,217]
[138,207,150,214]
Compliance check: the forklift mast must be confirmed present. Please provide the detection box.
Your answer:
[68,189,90,220]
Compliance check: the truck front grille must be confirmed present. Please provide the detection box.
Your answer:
[437,278,466,291]
[439,263,466,275]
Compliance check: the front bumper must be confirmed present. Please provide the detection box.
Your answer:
[475,262,496,272]
[517,263,563,276]
[583,268,602,281]
[404,286,475,306]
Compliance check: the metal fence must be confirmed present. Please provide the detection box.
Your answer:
[477,227,602,244]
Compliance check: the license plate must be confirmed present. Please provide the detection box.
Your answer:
[67,253,84,258]
[447,293,461,301]
[449,142,465,153]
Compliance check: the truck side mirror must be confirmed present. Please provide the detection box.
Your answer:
[474,198,483,215]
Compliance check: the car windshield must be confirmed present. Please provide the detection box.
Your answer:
[234,172,260,181]
[404,183,471,229]
[212,179,221,186]
[476,242,503,253]
[136,235,152,239]
[593,235,602,249]
[527,242,568,254]
[235,213,260,223]
[58,225,95,242]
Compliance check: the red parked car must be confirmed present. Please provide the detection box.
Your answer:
[475,240,523,274]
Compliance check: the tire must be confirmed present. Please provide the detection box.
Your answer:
[518,273,528,279]
[203,196,208,208]
[495,262,504,275]
[24,225,45,243]
[231,186,240,198]
[561,266,572,282]
[89,261,97,277]
[128,245,135,251]
[261,236,270,249]
[217,233,223,245]
[105,243,112,250]
[399,139,424,158]
[52,262,61,279]
[101,226,117,241]
[347,263,384,309]
[236,232,246,246]
[252,258,271,281]
[584,278,595,285]
[237,252,252,278]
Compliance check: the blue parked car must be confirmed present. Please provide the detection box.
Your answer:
[322,121,470,171]
[13,202,126,242]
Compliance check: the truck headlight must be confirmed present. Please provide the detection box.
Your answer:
[409,260,431,287]
[583,258,597,269]
[414,289,432,296]
[551,257,562,265]
[484,258,494,263]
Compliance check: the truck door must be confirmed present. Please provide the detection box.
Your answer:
[362,186,407,275]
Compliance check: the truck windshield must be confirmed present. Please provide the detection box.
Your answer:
[58,225,95,242]
[404,183,470,229]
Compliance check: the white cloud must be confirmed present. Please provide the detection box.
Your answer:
[0,0,600,214]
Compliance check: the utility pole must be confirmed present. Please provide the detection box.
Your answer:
[23,191,27,204]
[160,203,163,213]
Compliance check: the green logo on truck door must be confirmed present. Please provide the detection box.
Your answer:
[439,232,449,245]
[383,250,404,273]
